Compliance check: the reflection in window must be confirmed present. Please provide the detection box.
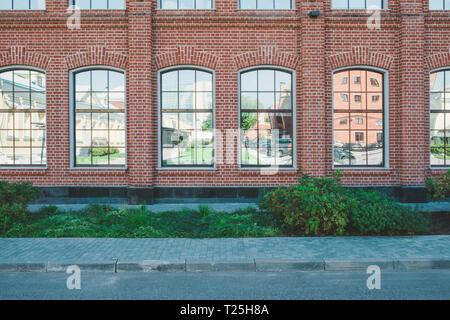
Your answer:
[0,0,45,9]
[74,69,126,166]
[429,0,450,10]
[430,70,450,166]
[333,69,384,167]
[240,68,293,167]
[160,69,214,167]
[239,0,292,9]
[160,0,213,9]
[71,0,125,9]
[331,0,384,9]
[0,69,46,166]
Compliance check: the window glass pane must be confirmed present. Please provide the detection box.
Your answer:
[15,148,31,165]
[161,0,178,9]
[429,0,444,10]
[91,70,108,92]
[180,0,195,9]
[258,70,275,91]
[109,72,124,91]
[258,0,274,9]
[110,130,125,147]
[430,92,444,110]
[162,92,178,109]
[14,0,29,10]
[431,113,445,130]
[0,71,13,91]
[179,113,195,129]
[109,147,125,165]
[91,92,108,109]
[162,71,178,91]
[179,70,195,91]
[446,71,450,92]
[430,72,444,91]
[276,0,291,9]
[241,92,258,109]
[92,0,108,9]
[13,70,30,91]
[31,92,45,109]
[258,92,275,109]
[0,2,12,10]
[331,0,348,8]
[76,113,91,130]
[109,92,125,110]
[366,0,382,9]
[196,71,212,91]
[75,0,91,10]
[179,92,194,109]
[92,113,108,129]
[275,71,291,92]
[76,72,91,91]
[196,0,212,9]
[109,0,125,9]
[14,92,31,109]
[196,92,212,109]
[109,113,125,130]
[275,92,292,110]
[241,71,257,91]
[446,0,450,10]
[240,0,257,9]
[348,0,365,9]
[30,0,45,9]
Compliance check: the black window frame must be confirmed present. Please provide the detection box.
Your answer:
[0,67,47,167]
[73,68,126,167]
[333,68,386,168]
[430,69,450,167]
[239,67,294,168]
[159,67,215,168]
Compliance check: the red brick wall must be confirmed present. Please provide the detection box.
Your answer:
[0,0,449,188]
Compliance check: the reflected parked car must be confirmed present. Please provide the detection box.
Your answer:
[334,148,355,161]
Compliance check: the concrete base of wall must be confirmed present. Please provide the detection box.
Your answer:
[34,185,427,205]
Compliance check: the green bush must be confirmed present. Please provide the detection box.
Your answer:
[260,173,349,236]
[0,180,39,206]
[0,180,39,232]
[426,169,450,201]
[260,172,430,236]
[91,147,119,157]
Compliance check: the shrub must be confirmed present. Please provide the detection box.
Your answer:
[260,173,349,236]
[260,172,430,236]
[0,180,39,206]
[0,180,39,232]
[426,169,450,201]
[91,147,119,157]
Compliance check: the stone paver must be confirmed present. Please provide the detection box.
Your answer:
[0,236,449,265]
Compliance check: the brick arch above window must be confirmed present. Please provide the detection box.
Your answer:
[0,46,50,70]
[426,49,450,71]
[328,47,394,71]
[155,47,219,70]
[64,46,128,71]
[234,46,299,70]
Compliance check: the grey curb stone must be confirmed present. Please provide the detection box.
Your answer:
[255,260,325,272]
[46,262,116,272]
[0,262,47,272]
[186,260,256,272]
[324,259,395,271]
[117,260,186,272]
[395,259,450,270]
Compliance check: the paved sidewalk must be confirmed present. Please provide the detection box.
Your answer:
[0,236,449,272]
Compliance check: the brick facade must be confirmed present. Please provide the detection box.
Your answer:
[0,0,449,192]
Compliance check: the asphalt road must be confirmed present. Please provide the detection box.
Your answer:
[0,270,449,300]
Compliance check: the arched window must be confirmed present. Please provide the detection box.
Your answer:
[73,68,126,167]
[0,68,46,166]
[239,67,294,167]
[160,68,214,167]
[430,69,450,166]
[333,68,385,167]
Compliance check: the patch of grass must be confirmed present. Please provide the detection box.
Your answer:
[1,204,282,238]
